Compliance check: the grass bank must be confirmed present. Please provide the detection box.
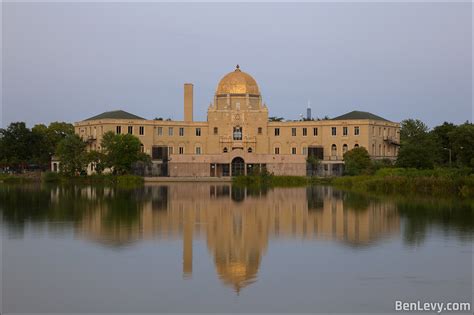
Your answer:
[233,174,330,188]
[41,172,144,187]
[332,168,474,198]
[0,173,38,184]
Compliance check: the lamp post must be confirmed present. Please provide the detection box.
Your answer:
[443,148,452,167]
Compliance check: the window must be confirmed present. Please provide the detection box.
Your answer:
[258,127,262,135]
[292,128,296,136]
[179,127,184,137]
[168,146,174,155]
[331,144,337,156]
[128,126,133,134]
[157,127,163,136]
[354,126,360,136]
[139,126,144,135]
[195,128,201,136]
[379,127,382,136]
[331,127,337,136]
[303,128,307,136]
[195,147,201,155]
[274,128,280,136]
[343,144,348,154]
[313,127,318,136]
[274,147,280,155]
[233,127,242,140]
[302,147,308,155]
[247,147,253,153]
[140,144,144,153]
[116,126,122,134]
[168,127,174,136]
[343,127,348,136]
[354,144,359,148]
[179,146,184,154]
[223,147,228,153]
[213,127,218,135]
[291,147,297,155]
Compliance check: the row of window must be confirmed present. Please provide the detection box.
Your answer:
[373,126,397,137]
[152,143,381,157]
[156,127,261,137]
[115,125,372,138]
[116,126,145,135]
[271,143,360,155]
[274,127,319,136]
[273,127,360,137]
[331,126,360,136]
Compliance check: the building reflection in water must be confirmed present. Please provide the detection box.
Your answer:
[72,184,399,293]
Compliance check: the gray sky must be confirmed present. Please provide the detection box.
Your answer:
[2,2,472,128]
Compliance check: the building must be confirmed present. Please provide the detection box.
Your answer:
[74,65,400,176]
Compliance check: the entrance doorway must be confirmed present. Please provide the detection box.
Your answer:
[231,157,245,176]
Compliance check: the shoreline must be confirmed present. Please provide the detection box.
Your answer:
[1,170,473,198]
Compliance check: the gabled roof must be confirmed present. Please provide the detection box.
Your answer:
[84,110,145,121]
[332,110,390,122]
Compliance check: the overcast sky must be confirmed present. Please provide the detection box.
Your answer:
[2,2,472,128]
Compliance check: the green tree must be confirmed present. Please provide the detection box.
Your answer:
[55,134,88,176]
[101,132,149,174]
[449,122,474,167]
[31,122,75,168]
[86,150,107,174]
[431,122,457,166]
[0,122,35,170]
[343,147,372,175]
[396,119,436,169]
[306,155,320,176]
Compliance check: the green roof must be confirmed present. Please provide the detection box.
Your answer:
[332,110,390,122]
[84,110,145,121]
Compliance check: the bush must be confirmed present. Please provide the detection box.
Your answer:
[343,147,372,175]
[332,168,474,198]
[42,171,62,183]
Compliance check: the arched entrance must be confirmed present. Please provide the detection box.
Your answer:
[231,157,245,176]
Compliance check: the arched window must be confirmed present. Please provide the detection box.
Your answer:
[354,144,359,148]
[343,144,348,154]
[231,157,245,176]
[140,144,144,153]
[247,147,253,153]
[223,147,228,153]
[331,144,337,157]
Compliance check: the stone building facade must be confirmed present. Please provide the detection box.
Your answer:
[74,66,400,176]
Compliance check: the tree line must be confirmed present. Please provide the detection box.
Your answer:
[0,122,149,175]
[0,122,74,171]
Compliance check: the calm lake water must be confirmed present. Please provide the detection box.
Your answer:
[1,183,472,313]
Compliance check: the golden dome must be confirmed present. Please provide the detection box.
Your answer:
[216,65,260,95]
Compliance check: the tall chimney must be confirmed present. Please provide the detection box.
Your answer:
[306,100,312,120]
[184,83,193,122]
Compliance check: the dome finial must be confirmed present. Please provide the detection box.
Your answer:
[235,64,240,71]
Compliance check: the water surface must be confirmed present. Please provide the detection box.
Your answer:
[1,183,472,313]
